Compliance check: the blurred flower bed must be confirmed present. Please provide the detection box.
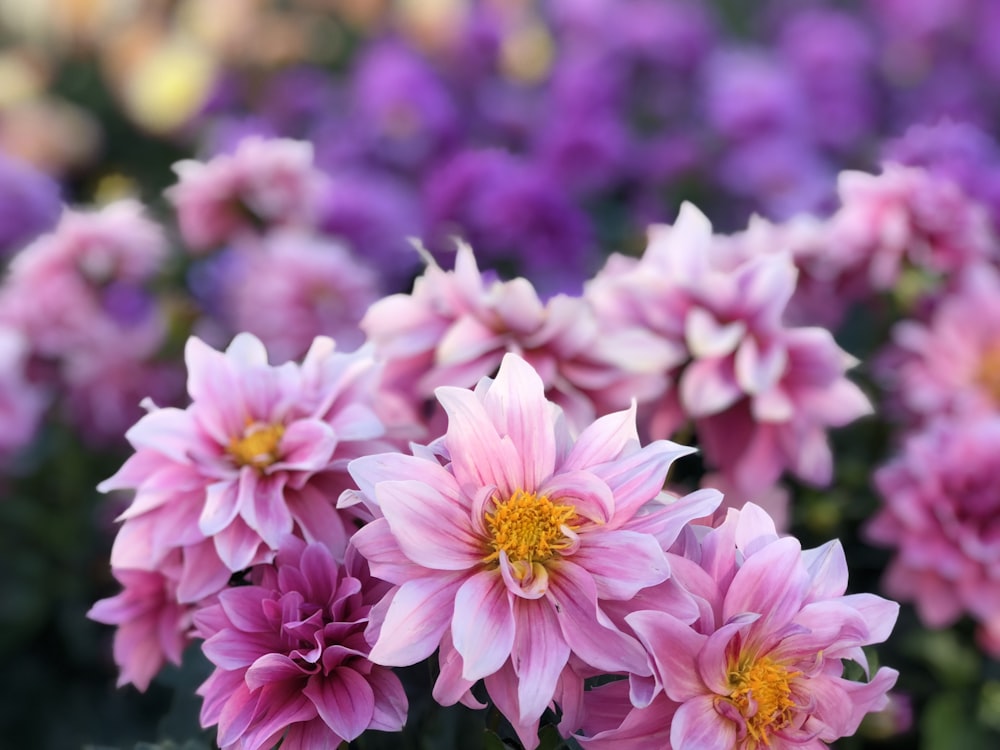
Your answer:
[4,1,1000,748]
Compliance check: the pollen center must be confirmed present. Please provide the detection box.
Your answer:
[727,656,798,747]
[228,421,285,470]
[976,345,1000,403]
[484,489,577,565]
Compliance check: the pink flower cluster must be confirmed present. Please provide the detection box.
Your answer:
[90,342,897,749]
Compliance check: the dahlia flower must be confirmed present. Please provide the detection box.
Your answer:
[101,333,391,601]
[879,264,1000,421]
[867,416,1000,629]
[221,230,380,362]
[168,137,329,252]
[87,556,192,692]
[578,503,899,749]
[586,202,871,495]
[362,242,678,435]
[195,537,406,749]
[345,352,718,748]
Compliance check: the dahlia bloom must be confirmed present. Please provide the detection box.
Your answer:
[578,503,899,749]
[867,416,1000,629]
[221,230,380,362]
[0,200,168,360]
[879,264,1000,422]
[829,163,997,291]
[586,203,871,495]
[101,333,391,602]
[87,556,192,692]
[167,137,329,252]
[362,242,678,435]
[195,537,406,749]
[345,352,719,748]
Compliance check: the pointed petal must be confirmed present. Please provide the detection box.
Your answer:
[452,570,516,681]
[303,668,375,742]
[367,575,463,666]
[512,597,570,723]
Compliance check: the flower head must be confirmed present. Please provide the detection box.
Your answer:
[195,537,406,749]
[101,333,391,602]
[346,352,718,748]
[579,503,899,749]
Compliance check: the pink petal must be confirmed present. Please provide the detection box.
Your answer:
[271,420,337,471]
[200,479,241,537]
[348,452,464,509]
[572,530,670,600]
[592,440,696,525]
[623,488,723,549]
[452,570,516,681]
[348,518,413,583]
[538,469,615,524]
[215,680,260,747]
[484,663,540,750]
[722,536,808,637]
[686,308,746,358]
[377,479,483,570]
[245,652,305,690]
[436,385,523,496]
[432,630,481,707]
[626,610,705,701]
[562,403,640,471]
[546,561,649,675]
[511,597,571,723]
[212,517,265,572]
[436,314,505,366]
[671,694,737,750]
[242,473,293,549]
[123,407,200,464]
[679,356,744,418]
[237,680,317,750]
[202,628,274,670]
[481,352,558,492]
[184,337,245,440]
[177,540,231,603]
[800,539,849,602]
[218,587,270,633]
[367,666,409,732]
[303,667,375,742]
[368,575,463,666]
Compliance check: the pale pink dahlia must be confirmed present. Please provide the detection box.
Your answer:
[830,163,997,291]
[168,137,329,252]
[101,333,392,602]
[587,203,871,496]
[867,416,1000,629]
[345,352,718,748]
[361,242,678,435]
[195,537,406,749]
[578,503,899,749]
[222,230,380,362]
[87,555,192,691]
[879,264,1000,422]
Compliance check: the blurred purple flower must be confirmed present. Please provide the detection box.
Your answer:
[0,152,61,255]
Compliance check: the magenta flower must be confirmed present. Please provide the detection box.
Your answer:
[195,537,406,749]
[221,230,380,362]
[101,333,391,602]
[579,504,899,749]
[362,242,677,435]
[879,264,1000,422]
[167,137,329,252]
[87,555,192,691]
[867,416,1000,630]
[345,352,718,748]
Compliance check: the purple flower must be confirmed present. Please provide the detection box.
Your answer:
[0,151,61,255]
[195,538,406,748]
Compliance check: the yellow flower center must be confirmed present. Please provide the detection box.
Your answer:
[726,656,799,747]
[228,421,285,470]
[484,489,578,565]
[976,345,1000,403]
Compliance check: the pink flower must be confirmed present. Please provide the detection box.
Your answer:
[362,242,677,435]
[195,537,406,749]
[87,555,192,691]
[345,352,719,748]
[579,503,899,749]
[101,333,391,602]
[879,264,1000,422]
[867,416,1000,629]
[0,200,167,360]
[221,230,380,362]
[587,203,871,496]
[830,163,997,290]
[168,137,329,252]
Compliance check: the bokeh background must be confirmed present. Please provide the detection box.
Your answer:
[3,1,1000,748]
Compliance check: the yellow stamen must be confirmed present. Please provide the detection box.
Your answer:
[483,489,578,566]
[977,345,1000,403]
[228,422,285,470]
[726,656,799,747]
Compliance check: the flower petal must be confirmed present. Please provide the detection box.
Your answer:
[572,530,670,600]
[367,575,463,666]
[512,597,571,723]
[452,570,516,681]
[671,694,737,750]
[303,667,375,742]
